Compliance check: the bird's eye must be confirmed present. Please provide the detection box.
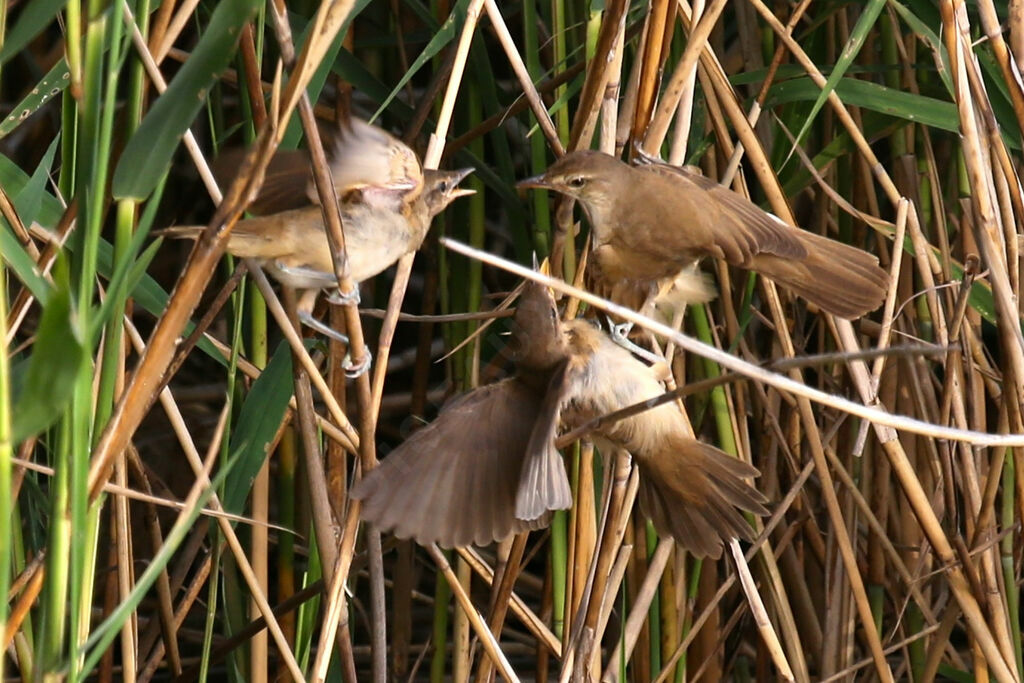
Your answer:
[567,176,586,188]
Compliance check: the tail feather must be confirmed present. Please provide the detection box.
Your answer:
[635,436,767,558]
[752,230,890,319]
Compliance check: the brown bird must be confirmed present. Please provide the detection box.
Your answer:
[559,312,768,558]
[353,281,767,557]
[351,281,574,548]
[518,150,890,319]
[161,167,474,293]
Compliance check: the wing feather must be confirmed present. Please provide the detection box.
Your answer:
[352,378,567,548]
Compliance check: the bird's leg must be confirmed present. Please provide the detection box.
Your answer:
[272,262,339,289]
[297,310,349,345]
[605,317,664,366]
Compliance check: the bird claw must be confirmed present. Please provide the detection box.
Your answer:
[342,347,372,379]
[632,146,664,166]
[326,287,361,306]
[297,311,372,378]
[606,317,634,343]
[605,317,664,365]
[298,311,350,345]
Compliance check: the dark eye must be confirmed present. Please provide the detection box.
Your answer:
[567,176,586,188]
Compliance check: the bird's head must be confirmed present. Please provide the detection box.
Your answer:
[516,150,626,212]
[423,167,476,216]
[507,280,568,372]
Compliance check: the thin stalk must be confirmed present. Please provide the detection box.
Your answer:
[0,262,11,681]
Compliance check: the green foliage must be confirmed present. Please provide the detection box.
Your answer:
[10,259,86,443]
[112,0,262,199]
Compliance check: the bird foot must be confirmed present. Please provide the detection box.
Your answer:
[341,347,372,379]
[296,312,372,378]
[605,317,665,366]
[632,146,664,166]
[326,286,362,306]
[298,311,350,345]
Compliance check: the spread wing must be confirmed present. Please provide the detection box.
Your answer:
[213,149,312,216]
[633,160,807,264]
[352,378,568,548]
[322,118,424,210]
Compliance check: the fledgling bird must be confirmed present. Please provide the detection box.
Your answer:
[353,281,767,557]
[161,167,474,292]
[214,116,425,216]
[165,117,474,301]
[518,150,890,320]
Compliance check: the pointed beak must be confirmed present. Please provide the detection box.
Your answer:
[450,187,476,199]
[515,174,556,191]
[448,167,476,199]
[453,167,475,184]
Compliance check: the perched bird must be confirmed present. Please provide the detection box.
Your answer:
[353,281,767,557]
[161,167,474,293]
[518,150,890,319]
[559,310,768,558]
[165,117,474,303]
[214,116,425,216]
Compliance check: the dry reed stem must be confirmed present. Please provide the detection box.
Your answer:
[654,6,1017,671]
[602,537,673,681]
[729,539,795,681]
[456,546,562,655]
[426,544,521,682]
[483,0,564,156]
[123,320,305,680]
[643,0,728,152]
[246,265,360,446]
[475,532,529,681]
[568,0,629,151]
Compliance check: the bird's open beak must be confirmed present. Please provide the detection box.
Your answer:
[450,167,476,198]
[515,174,556,191]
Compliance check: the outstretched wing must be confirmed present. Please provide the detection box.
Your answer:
[352,378,569,548]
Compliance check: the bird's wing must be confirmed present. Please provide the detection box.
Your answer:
[352,378,568,548]
[213,148,313,216]
[634,162,807,264]
[323,118,424,208]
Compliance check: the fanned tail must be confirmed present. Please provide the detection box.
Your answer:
[636,436,768,559]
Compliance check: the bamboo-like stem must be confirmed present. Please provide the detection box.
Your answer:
[427,544,520,682]
[123,321,304,680]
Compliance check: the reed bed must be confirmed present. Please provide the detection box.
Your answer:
[3,0,1024,681]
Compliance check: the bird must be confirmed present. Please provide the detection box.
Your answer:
[351,280,574,548]
[559,309,768,559]
[160,167,474,292]
[164,116,474,309]
[353,280,767,557]
[517,150,890,320]
[213,116,426,216]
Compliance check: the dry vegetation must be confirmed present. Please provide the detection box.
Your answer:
[3,0,1024,681]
